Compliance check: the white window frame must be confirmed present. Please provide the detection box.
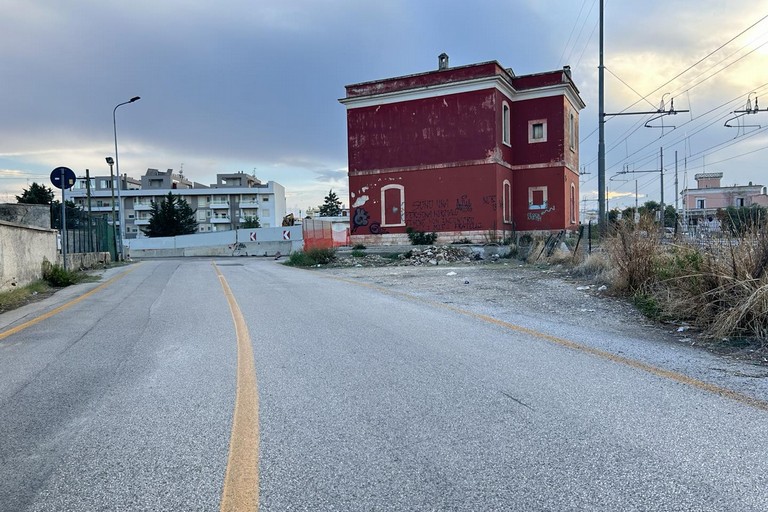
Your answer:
[570,183,576,223]
[696,198,706,209]
[502,101,511,146]
[528,186,548,210]
[381,184,405,227]
[502,180,512,224]
[528,119,547,143]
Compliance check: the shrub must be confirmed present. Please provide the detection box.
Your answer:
[406,227,438,245]
[42,261,82,287]
[352,243,366,250]
[284,247,337,267]
[633,293,663,320]
[351,249,366,257]
[518,234,533,246]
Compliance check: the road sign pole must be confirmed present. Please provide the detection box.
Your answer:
[60,167,68,270]
[51,166,76,270]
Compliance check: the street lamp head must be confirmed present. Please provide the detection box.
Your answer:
[105,156,114,165]
[129,96,140,103]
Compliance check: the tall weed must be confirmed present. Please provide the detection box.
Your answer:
[605,220,768,342]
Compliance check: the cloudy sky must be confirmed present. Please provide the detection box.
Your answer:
[2,0,768,213]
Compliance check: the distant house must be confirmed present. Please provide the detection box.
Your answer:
[681,172,768,227]
[339,54,585,244]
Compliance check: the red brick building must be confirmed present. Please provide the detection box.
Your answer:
[339,54,585,244]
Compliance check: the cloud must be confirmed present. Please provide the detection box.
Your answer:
[313,168,348,184]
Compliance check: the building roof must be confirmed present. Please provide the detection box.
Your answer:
[340,56,584,110]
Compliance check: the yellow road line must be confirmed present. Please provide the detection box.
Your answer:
[0,265,139,341]
[215,263,259,512]
[330,274,768,413]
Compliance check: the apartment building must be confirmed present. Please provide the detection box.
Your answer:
[66,169,286,238]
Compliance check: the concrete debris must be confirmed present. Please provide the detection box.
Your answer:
[446,271,457,276]
[401,246,475,266]
[577,285,591,291]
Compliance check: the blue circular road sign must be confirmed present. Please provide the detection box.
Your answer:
[50,167,76,189]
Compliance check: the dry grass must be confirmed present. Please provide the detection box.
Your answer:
[571,251,612,283]
[602,219,768,343]
[605,218,661,293]
[0,280,53,313]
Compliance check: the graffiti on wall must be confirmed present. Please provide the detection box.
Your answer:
[352,207,369,233]
[456,195,472,212]
[405,197,482,231]
[527,204,556,222]
[352,206,388,234]
[482,195,497,210]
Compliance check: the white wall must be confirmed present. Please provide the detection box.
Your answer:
[126,226,303,257]
[0,221,58,292]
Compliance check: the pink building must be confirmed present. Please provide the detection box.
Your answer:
[682,172,768,225]
[339,54,585,245]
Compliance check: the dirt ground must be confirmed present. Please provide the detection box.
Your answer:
[318,252,768,367]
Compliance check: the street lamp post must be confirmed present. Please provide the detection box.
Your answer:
[113,96,140,260]
[105,157,118,261]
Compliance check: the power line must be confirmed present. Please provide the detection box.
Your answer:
[558,0,592,67]
[611,13,768,116]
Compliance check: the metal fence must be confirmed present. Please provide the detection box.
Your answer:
[50,206,115,259]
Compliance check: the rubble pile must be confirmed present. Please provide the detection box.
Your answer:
[400,245,476,266]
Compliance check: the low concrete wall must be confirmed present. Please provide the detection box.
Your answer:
[0,220,58,292]
[130,241,295,258]
[59,252,112,269]
[127,227,303,258]
[0,203,51,229]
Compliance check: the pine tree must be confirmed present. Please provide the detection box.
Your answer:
[16,182,55,205]
[318,189,343,217]
[144,192,198,237]
[241,215,261,228]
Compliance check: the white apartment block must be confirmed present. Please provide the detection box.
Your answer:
[65,169,286,238]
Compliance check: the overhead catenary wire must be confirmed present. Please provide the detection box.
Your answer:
[558,0,594,67]
[583,14,768,180]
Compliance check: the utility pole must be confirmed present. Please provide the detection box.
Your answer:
[635,180,639,222]
[660,147,664,225]
[598,0,606,232]
[85,168,93,252]
[674,151,679,211]
[597,0,686,234]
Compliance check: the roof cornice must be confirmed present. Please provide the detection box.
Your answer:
[339,74,585,110]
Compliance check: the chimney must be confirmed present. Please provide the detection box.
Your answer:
[438,53,449,70]
[563,65,572,80]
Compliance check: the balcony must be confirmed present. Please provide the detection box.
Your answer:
[239,200,260,208]
[88,205,116,212]
[211,217,231,224]
[133,202,153,211]
[210,201,229,209]
[134,219,150,226]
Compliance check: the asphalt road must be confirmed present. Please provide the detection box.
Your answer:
[1,258,767,511]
